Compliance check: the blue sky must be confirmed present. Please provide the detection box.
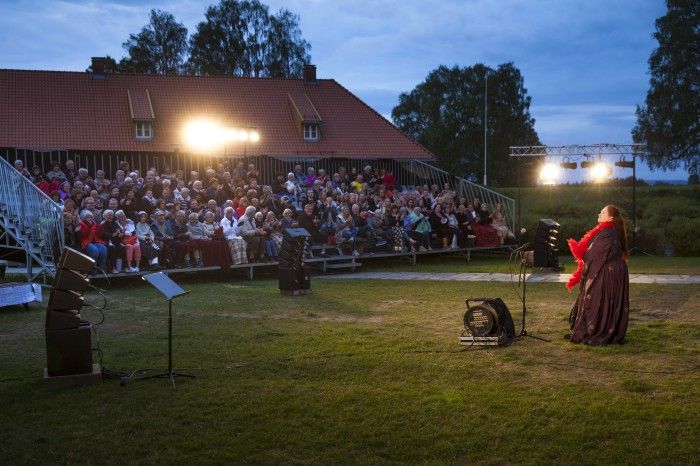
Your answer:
[0,0,687,181]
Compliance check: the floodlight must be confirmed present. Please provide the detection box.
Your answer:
[560,161,577,169]
[590,162,612,181]
[538,162,560,185]
[183,119,225,151]
[249,131,260,143]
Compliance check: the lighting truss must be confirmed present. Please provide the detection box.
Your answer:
[509,143,646,158]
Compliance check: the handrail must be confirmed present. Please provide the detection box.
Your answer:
[0,156,64,279]
[395,159,516,232]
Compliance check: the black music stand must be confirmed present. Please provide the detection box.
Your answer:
[518,262,550,343]
[140,272,194,388]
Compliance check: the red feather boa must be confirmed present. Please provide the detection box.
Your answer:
[566,221,614,290]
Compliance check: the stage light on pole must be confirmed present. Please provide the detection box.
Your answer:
[538,162,560,185]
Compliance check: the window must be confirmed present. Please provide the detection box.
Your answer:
[303,123,319,141]
[135,121,153,140]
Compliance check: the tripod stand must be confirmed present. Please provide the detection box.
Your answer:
[517,262,550,342]
[140,272,195,389]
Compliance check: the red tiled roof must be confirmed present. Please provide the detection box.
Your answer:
[127,89,154,120]
[0,69,433,160]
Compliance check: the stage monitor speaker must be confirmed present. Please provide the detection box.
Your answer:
[47,289,84,313]
[461,297,515,346]
[45,310,81,330]
[57,247,95,274]
[53,268,89,293]
[45,322,93,376]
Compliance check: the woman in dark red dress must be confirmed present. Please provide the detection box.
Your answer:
[566,205,630,345]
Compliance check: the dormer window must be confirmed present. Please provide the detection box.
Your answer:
[135,121,153,140]
[303,123,319,141]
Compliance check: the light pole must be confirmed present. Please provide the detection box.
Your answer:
[483,72,488,186]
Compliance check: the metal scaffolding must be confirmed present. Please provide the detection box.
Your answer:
[509,143,646,158]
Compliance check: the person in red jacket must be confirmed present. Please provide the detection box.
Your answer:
[75,210,107,272]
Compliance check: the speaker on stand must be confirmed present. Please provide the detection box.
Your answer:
[44,247,102,387]
[278,228,311,296]
[529,219,563,271]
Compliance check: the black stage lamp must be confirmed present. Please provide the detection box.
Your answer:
[560,160,577,170]
[580,160,594,169]
[615,159,635,169]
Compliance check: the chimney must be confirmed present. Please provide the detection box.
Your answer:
[303,64,317,84]
[91,57,107,80]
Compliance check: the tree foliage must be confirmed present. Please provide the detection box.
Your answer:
[187,0,311,77]
[632,0,699,176]
[392,63,540,186]
[119,9,188,75]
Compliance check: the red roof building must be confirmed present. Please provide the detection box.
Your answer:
[0,62,433,163]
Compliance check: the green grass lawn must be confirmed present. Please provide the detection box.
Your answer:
[1,273,698,465]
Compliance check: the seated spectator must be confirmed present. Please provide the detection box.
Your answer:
[445,204,462,248]
[264,211,282,260]
[237,206,265,262]
[408,206,431,251]
[46,161,67,183]
[477,203,492,224]
[171,210,191,267]
[62,212,79,250]
[134,211,156,269]
[100,209,126,273]
[430,203,450,248]
[115,210,141,272]
[297,202,326,256]
[13,159,32,179]
[151,210,176,268]
[185,212,206,267]
[491,202,515,244]
[336,205,359,256]
[76,210,107,272]
[221,206,248,265]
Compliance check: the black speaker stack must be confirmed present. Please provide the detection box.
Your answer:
[44,247,101,386]
[532,219,561,269]
[278,228,311,295]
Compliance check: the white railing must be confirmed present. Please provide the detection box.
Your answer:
[395,159,516,231]
[0,157,63,280]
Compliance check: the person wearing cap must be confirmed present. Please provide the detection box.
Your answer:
[76,209,107,271]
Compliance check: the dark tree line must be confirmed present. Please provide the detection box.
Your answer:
[392,63,540,187]
[95,1,311,78]
[633,0,699,178]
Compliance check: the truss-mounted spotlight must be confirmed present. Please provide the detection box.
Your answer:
[615,158,635,169]
[590,161,612,181]
[538,162,560,185]
[580,160,594,169]
[560,157,577,170]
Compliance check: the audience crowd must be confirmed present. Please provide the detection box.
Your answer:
[13,158,514,274]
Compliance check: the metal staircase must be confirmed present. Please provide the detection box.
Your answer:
[0,157,64,282]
